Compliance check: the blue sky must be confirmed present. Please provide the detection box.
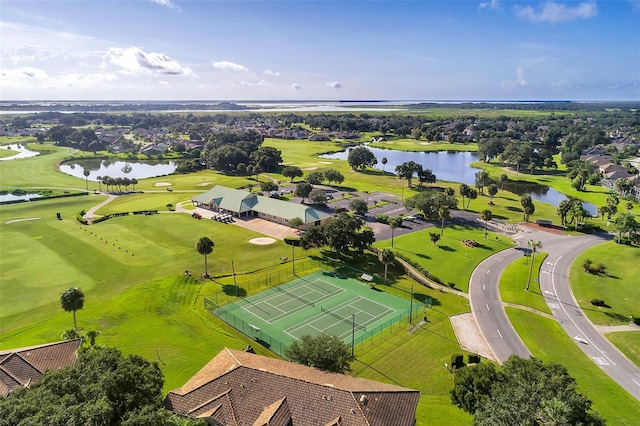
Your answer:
[1,0,638,101]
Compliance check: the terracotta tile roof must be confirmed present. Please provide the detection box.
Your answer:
[165,348,419,426]
[0,339,82,397]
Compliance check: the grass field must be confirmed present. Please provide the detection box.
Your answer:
[606,331,640,368]
[570,242,640,325]
[368,139,478,152]
[499,252,551,314]
[375,224,515,292]
[0,147,20,158]
[94,192,200,214]
[507,308,640,426]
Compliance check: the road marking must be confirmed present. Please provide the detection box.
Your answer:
[544,291,555,296]
[551,256,618,367]
[498,258,504,262]
[486,304,490,311]
[633,379,640,387]
[546,261,554,265]
[486,269,491,274]
[497,329,503,338]
[593,357,610,366]
[483,284,485,291]
[549,303,560,309]
[513,235,523,240]
[541,270,549,274]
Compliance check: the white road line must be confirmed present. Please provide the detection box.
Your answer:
[497,329,503,338]
[483,284,486,291]
[486,304,490,311]
[498,258,504,262]
[544,291,555,296]
[551,256,617,367]
[486,269,491,274]
[633,379,640,387]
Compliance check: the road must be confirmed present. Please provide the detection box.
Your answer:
[470,228,640,401]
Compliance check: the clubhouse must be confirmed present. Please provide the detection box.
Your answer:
[191,185,332,230]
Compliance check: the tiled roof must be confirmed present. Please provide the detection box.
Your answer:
[165,348,419,426]
[0,339,82,397]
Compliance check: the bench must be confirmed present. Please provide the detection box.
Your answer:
[360,273,373,282]
[536,219,553,226]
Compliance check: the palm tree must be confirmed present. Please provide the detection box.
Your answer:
[60,287,85,331]
[389,216,403,248]
[381,157,388,174]
[379,248,395,281]
[196,237,214,277]
[289,217,304,234]
[499,173,508,191]
[86,330,100,347]
[83,169,90,190]
[438,205,450,236]
[525,240,542,291]
[96,176,102,192]
[480,209,492,238]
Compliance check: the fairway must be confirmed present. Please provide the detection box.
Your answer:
[207,270,423,356]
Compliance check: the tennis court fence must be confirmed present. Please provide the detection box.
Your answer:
[204,296,425,358]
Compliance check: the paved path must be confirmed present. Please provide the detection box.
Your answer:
[470,227,640,401]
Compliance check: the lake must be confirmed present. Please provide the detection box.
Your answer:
[59,159,182,181]
[321,146,598,215]
[0,144,40,161]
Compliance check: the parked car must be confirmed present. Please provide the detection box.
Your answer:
[414,213,425,220]
[404,216,416,222]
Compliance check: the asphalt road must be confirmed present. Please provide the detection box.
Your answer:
[470,228,640,401]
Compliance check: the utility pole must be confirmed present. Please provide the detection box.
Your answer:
[351,314,355,356]
[409,284,414,324]
[232,260,239,296]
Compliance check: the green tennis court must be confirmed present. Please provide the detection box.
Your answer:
[207,270,424,355]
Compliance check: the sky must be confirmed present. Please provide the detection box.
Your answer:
[1,0,639,101]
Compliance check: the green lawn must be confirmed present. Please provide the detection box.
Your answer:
[506,308,640,426]
[571,242,640,325]
[0,147,20,158]
[499,252,551,314]
[606,332,640,368]
[94,192,200,214]
[375,224,516,292]
[369,139,478,152]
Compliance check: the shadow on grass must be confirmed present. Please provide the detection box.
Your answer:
[222,284,246,297]
[414,292,441,307]
[438,245,455,252]
[415,253,432,260]
[506,206,523,212]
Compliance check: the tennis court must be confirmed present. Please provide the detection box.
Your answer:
[206,270,425,355]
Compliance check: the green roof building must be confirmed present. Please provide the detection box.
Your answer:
[191,186,332,229]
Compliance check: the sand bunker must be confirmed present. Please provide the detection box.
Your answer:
[154,182,172,187]
[5,217,40,224]
[318,161,333,164]
[197,182,211,187]
[248,237,277,245]
[303,167,318,171]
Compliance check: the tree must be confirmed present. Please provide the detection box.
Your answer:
[250,146,282,172]
[323,168,344,184]
[466,188,478,210]
[381,157,388,174]
[557,199,572,226]
[295,182,313,202]
[395,161,420,187]
[86,330,100,347]
[475,170,490,194]
[614,178,634,197]
[282,166,304,182]
[388,216,404,248]
[260,181,279,193]
[480,209,492,239]
[379,248,395,281]
[285,333,355,373]
[525,240,542,291]
[404,190,458,221]
[465,356,604,426]
[499,173,508,191]
[349,198,368,216]
[60,287,84,331]
[0,346,166,425]
[438,205,451,236]
[308,188,327,205]
[347,146,376,170]
[300,213,371,259]
[459,184,470,210]
[450,362,499,414]
[520,194,535,221]
[487,184,498,204]
[83,170,90,190]
[306,170,325,185]
[615,212,639,244]
[429,232,441,246]
[417,167,436,186]
[196,236,214,278]
[289,217,304,233]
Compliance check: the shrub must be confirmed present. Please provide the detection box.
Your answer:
[590,299,606,307]
[448,282,456,288]
[451,354,464,369]
[76,210,88,225]
[284,237,301,247]
[374,213,390,224]
[468,354,481,364]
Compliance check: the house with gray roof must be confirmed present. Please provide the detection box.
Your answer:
[191,186,332,229]
[165,347,420,426]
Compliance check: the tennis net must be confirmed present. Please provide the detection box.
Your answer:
[276,286,315,308]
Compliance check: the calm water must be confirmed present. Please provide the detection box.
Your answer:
[59,159,182,180]
[0,144,40,161]
[0,193,42,202]
[321,147,598,215]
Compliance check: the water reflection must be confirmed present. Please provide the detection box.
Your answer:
[0,144,40,161]
[60,159,182,180]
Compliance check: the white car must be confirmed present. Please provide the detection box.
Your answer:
[574,336,589,344]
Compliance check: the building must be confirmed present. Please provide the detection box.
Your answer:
[0,339,82,397]
[165,348,420,426]
[191,186,332,230]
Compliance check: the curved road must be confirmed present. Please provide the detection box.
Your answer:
[470,228,640,401]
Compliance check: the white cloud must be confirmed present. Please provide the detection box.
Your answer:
[290,83,302,90]
[151,0,181,11]
[213,61,250,72]
[514,1,598,23]
[327,81,342,89]
[264,69,281,77]
[103,47,191,75]
[479,0,501,11]
[0,66,118,91]
[500,66,529,90]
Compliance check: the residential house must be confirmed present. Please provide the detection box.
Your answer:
[164,347,420,426]
[0,339,82,397]
[191,186,332,229]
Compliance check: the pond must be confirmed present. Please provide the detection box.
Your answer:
[59,159,183,181]
[321,146,598,215]
[0,143,40,161]
[0,192,42,202]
